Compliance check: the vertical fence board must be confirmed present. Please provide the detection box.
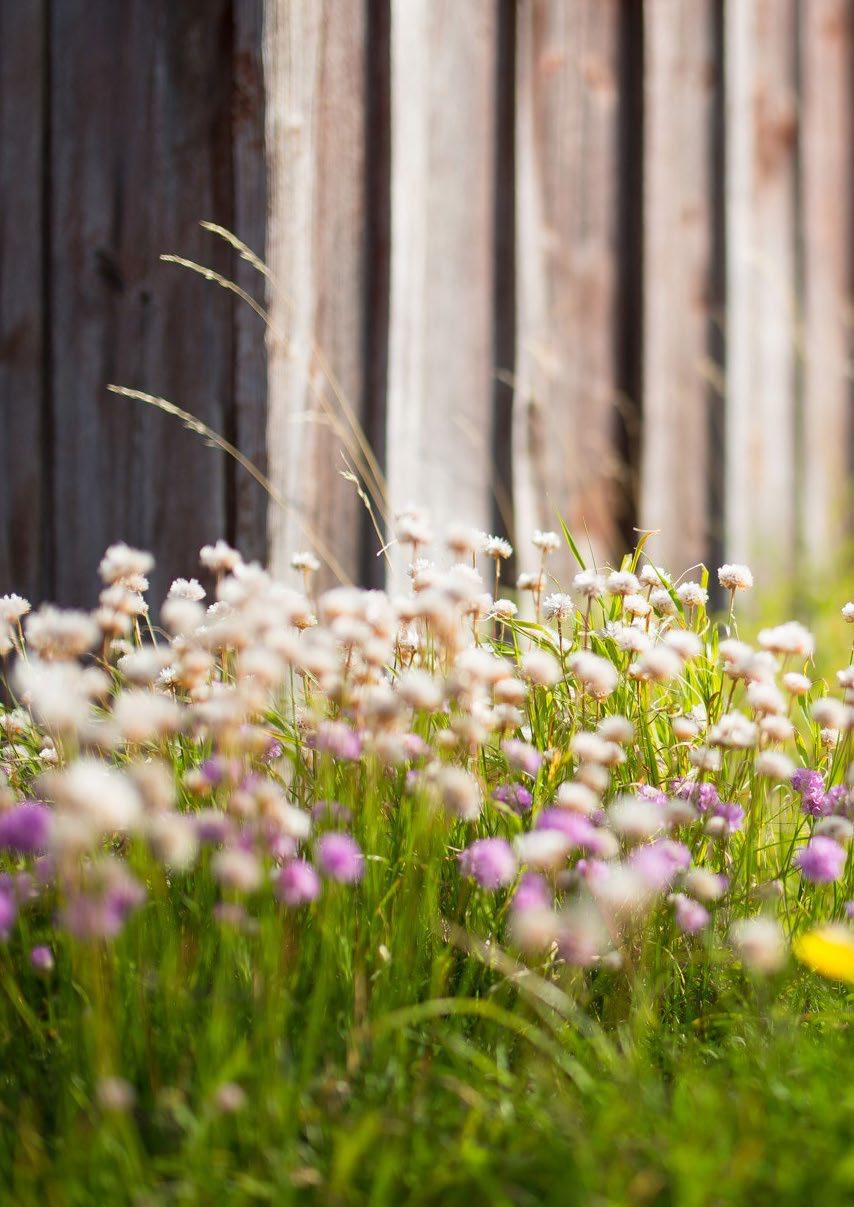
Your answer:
[641,0,718,575]
[264,0,368,585]
[799,0,852,567]
[514,0,622,578]
[49,0,237,605]
[0,1,45,600]
[725,0,799,575]
[386,0,497,561]
[233,0,269,564]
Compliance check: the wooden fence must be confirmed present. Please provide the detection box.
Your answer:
[1,1,852,606]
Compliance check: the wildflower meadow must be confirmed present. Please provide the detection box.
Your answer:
[0,522,852,1203]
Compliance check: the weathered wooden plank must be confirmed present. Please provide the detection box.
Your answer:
[233,0,270,565]
[514,0,622,579]
[0,0,46,601]
[386,0,497,565]
[640,0,718,577]
[264,0,370,586]
[724,0,799,576]
[799,0,853,568]
[49,0,237,606]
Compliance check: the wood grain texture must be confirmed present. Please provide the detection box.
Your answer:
[0,0,46,601]
[640,0,718,576]
[798,0,853,567]
[386,0,497,571]
[264,0,369,587]
[724,0,799,575]
[49,0,239,606]
[233,0,270,565]
[514,0,622,579]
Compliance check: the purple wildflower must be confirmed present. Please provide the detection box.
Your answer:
[459,838,517,890]
[794,836,846,884]
[0,883,16,939]
[199,757,226,788]
[311,800,353,826]
[791,769,827,817]
[316,833,364,883]
[502,739,543,778]
[0,802,52,854]
[636,785,668,807]
[313,722,362,762]
[402,733,431,761]
[845,900,854,920]
[511,872,550,912]
[276,859,321,906]
[821,786,847,817]
[630,840,691,891]
[712,802,744,833]
[670,892,710,934]
[264,740,284,763]
[30,945,54,974]
[671,779,720,813]
[536,809,597,848]
[493,782,533,814]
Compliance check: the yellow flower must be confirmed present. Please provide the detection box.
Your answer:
[793,926,854,985]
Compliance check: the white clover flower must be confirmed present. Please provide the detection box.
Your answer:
[99,542,155,585]
[606,795,665,841]
[689,746,721,772]
[663,630,702,662]
[636,646,682,683]
[479,533,513,560]
[514,829,572,870]
[676,581,708,608]
[556,781,599,814]
[568,652,618,698]
[623,593,651,619]
[650,588,677,616]
[682,867,727,902]
[718,563,753,591]
[606,570,640,597]
[491,598,518,620]
[445,524,481,557]
[812,697,846,731]
[755,751,795,781]
[842,602,854,623]
[212,848,262,893]
[757,621,814,658]
[0,593,31,623]
[608,623,651,654]
[290,551,320,575]
[782,671,811,696]
[573,571,605,600]
[746,681,786,716]
[672,715,699,741]
[165,579,204,604]
[639,564,670,589]
[200,539,243,575]
[532,530,560,554]
[45,758,143,837]
[543,593,574,622]
[729,917,786,974]
[396,505,434,548]
[597,715,633,744]
[708,710,757,749]
[516,572,546,592]
[396,669,442,712]
[519,649,561,687]
[570,732,614,765]
[435,766,482,820]
[759,714,794,743]
[25,606,99,661]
